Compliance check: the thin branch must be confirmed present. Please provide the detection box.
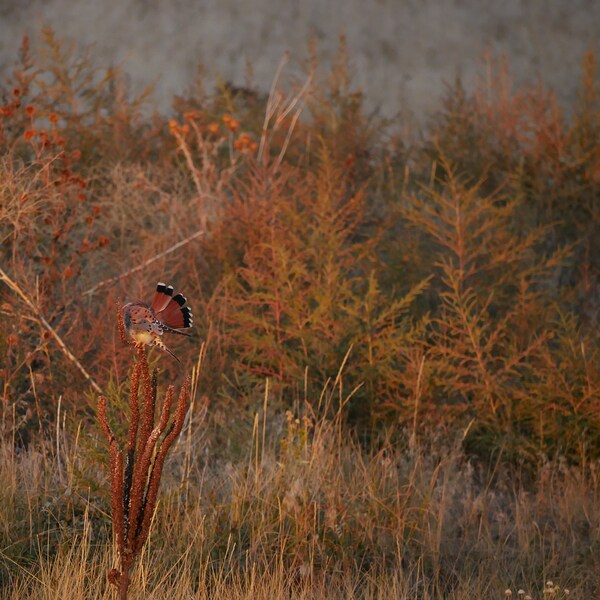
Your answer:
[172,129,203,196]
[82,229,205,298]
[0,267,103,394]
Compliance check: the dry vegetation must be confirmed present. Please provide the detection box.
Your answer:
[1,30,599,598]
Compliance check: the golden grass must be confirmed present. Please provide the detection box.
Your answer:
[2,368,599,598]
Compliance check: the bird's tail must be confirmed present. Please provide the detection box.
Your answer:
[160,323,192,337]
[152,336,180,363]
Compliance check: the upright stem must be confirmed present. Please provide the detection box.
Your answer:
[99,327,191,599]
[119,571,130,600]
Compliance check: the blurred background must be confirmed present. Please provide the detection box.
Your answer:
[2,0,599,122]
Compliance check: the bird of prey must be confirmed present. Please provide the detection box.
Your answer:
[121,282,193,361]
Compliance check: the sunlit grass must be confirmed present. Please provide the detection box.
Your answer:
[2,377,598,597]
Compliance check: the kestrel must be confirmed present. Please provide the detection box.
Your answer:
[122,282,193,361]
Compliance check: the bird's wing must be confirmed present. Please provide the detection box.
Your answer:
[150,282,175,313]
[156,292,193,330]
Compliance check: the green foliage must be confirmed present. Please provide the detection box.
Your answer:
[398,162,578,455]
[206,151,426,424]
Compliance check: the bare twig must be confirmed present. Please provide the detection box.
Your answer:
[0,267,103,394]
[82,229,205,298]
[171,129,203,196]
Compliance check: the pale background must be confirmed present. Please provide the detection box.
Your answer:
[1,0,598,123]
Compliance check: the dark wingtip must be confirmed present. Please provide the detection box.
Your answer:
[181,306,193,327]
[157,282,174,296]
[172,293,187,307]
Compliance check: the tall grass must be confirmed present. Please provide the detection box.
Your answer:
[2,371,598,597]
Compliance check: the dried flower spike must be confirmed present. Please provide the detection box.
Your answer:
[98,344,190,599]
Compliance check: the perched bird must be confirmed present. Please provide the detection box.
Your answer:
[122,282,193,361]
